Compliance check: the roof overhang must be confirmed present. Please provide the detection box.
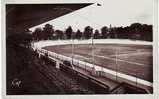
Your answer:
[6,3,93,35]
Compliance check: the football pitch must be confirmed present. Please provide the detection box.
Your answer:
[43,44,153,82]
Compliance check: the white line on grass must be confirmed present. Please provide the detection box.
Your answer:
[94,54,145,66]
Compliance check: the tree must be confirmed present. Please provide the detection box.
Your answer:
[75,29,82,39]
[116,27,125,39]
[94,29,100,39]
[65,26,73,39]
[83,26,93,39]
[129,23,142,40]
[55,30,64,39]
[101,26,108,39]
[42,24,54,40]
[141,24,152,41]
[109,27,117,39]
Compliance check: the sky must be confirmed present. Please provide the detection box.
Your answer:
[29,0,153,32]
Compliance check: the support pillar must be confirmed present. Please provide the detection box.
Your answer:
[56,61,60,69]
[38,53,41,58]
[91,67,97,76]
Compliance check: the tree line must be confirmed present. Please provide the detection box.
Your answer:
[6,22,153,48]
[31,23,152,41]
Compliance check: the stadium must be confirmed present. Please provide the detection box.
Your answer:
[33,39,153,93]
[6,2,154,95]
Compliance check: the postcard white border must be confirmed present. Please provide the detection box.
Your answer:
[1,0,158,99]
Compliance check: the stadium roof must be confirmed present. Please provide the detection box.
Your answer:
[6,3,93,35]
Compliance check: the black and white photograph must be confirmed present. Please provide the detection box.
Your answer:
[2,0,158,98]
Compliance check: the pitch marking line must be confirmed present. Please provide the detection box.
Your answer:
[94,54,145,66]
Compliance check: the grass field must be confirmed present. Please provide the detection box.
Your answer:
[43,44,153,82]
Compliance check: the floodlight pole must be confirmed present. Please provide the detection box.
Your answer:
[135,27,138,86]
[59,8,75,68]
[115,48,118,81]
[114,25,118,81]
[55,4,102,70]
[90,3,102,74]
[135,53,138,86]
[71,32,74,66]
[91,33,95,70]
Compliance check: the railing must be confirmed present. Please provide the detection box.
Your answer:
[34,45,153,89]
